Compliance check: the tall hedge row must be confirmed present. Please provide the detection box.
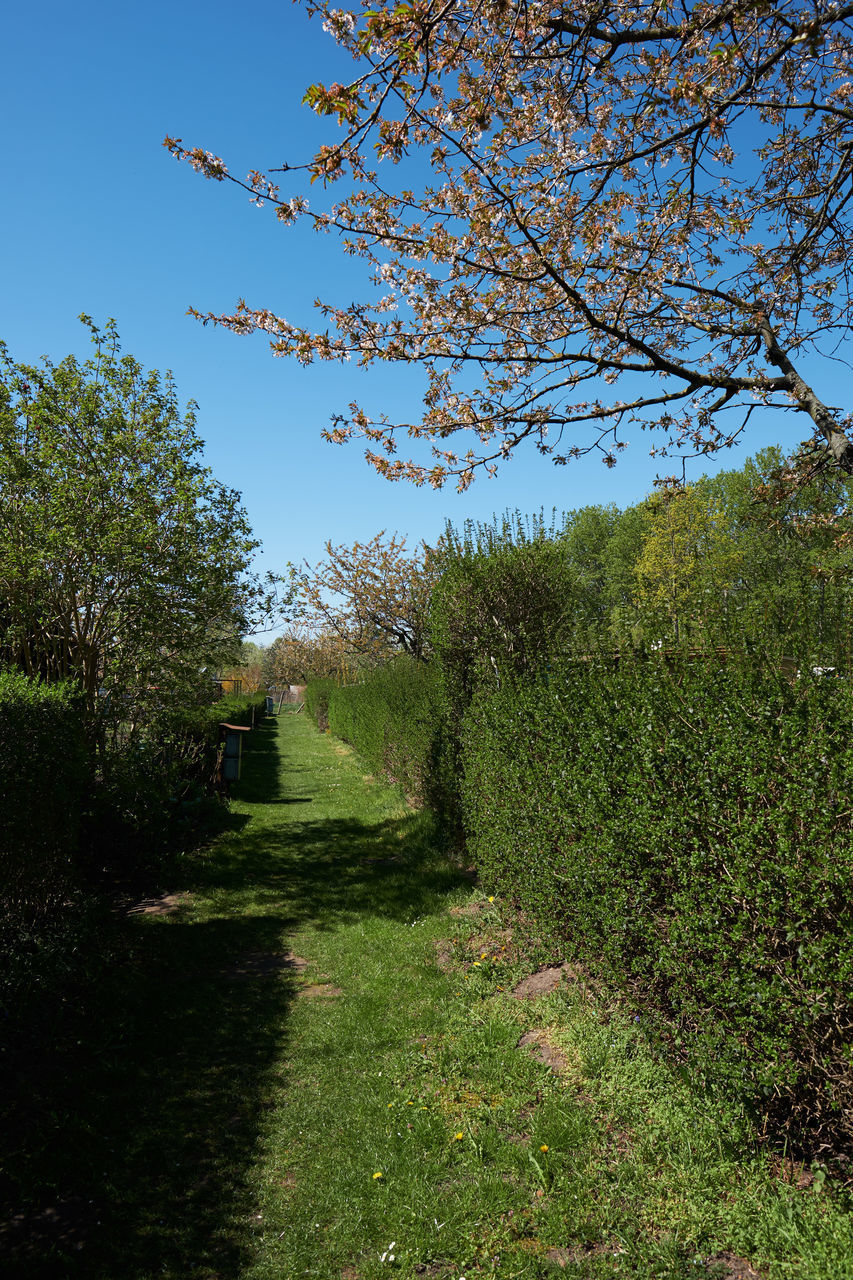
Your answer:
[0,671,89,923]
[461,656,853,1144]
[309,659,446,805]
[1,674,268,1019]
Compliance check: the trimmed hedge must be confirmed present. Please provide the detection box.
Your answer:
[0,671,89,921]
[305,678,340,733]
[461,656,853,1144]
[324,658,445,804]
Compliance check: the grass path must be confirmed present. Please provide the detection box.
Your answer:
[5,711,853,1279]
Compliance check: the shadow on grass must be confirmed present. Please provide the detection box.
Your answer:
[1,912,296,1279]
[0,715,465,1278]
[192,718,464,932]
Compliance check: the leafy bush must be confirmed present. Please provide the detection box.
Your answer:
[461,655,853,1145]
[326,657,445,803]
[84,691,268,873]
[305,678,339,731]
[0,672,90,1017]
[0,671,88,920]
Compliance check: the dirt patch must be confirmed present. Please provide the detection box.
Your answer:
[516,1029,569,1074]
[433,940,455,972]
[300,984,343,999]
[512,964,577,999]
[768,1154,817,1189]
[225,952,309,979]
[449,902,480,918]
[704,1253,764,1279]
[468,928,513,954]
[278,1171,297,1189]
[127,892,186,916]
[544,1242,624,1268]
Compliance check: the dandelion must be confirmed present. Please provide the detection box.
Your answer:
[388,1102,394,1107]
[540,1144,549,1153]
[488,896,494,902]
[454,1131,464,1141]
[373,1171,384,1180]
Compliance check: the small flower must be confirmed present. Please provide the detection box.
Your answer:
[540,1144,549,1153]
[388,1102,394,1107]
[488,896,494,902]
[454,1131,464,1141]
[373,1171,384,1179]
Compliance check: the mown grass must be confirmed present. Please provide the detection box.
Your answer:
[2,711,852,1279]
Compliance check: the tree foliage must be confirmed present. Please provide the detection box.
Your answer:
[169,0,853,488]
[299,529,438,660]
[0,318,278,715]
[266,625,354,684]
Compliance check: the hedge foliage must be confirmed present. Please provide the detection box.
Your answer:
[304,677,339,732]
[0,671,88,921]
[1,674,267,1020]
[303,456,853,1144]
[324,657,445,803]
[461,656,853,1144]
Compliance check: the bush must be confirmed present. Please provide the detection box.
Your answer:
[305,678,339,731]
[0,671,88,921]
[84,691,268,873]
[0,671,90,1018]
[461,655,853,1146]
[326,657,445,803]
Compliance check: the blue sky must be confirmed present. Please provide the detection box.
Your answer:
[2,0,838,638]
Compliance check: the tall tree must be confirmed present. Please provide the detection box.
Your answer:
[266,626,354,684]
[168,0,853,488]
[300,530,438,660]
[0,318,280,716]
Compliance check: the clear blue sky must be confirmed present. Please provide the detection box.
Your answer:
[2,0,839,638]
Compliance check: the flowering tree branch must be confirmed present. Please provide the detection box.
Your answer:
[166,0,853,488]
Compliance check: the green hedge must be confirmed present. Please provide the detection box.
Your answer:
[305,678,339,732]
[461,656,853,1143]
[325,658,445,803]
[0,671,89,921]
[84,691,268,868]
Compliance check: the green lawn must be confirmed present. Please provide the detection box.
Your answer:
[3,711,852,1279]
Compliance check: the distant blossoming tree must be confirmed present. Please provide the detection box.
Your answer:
[167,0,853,488]
[299,530,437,661]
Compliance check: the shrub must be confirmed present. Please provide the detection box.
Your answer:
[305,678,339,731]
[326,657,445,804]
[461,655,853,1146]
[0,672,90,1018]
[84,691,268,872]
[0,671,88,921]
